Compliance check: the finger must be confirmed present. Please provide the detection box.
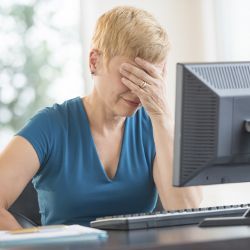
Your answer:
[120,67,152,88]
[121,77,147,96]
[120,63,153,85]
[135,57,161,78]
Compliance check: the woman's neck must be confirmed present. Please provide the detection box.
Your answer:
[82,94,125,136]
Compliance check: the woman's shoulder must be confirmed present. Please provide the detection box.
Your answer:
[130,107,155,154]
[24,97,83,134]
[135,107,152,124]
[43,96,81,114]
[36,96,82,121]
[128,107,153,134]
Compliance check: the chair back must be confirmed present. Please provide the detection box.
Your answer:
[9,181,41,228]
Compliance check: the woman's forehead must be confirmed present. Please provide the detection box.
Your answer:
[115,56,164,69]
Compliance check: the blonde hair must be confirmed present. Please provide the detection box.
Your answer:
[91,6,170,67]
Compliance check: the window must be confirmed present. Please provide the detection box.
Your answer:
[0,0,82,150]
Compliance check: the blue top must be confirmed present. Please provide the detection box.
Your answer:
[17,97,157,226]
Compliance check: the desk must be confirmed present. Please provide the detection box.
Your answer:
[2,225,250,250]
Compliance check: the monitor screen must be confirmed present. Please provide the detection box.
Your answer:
[173,62,250,186]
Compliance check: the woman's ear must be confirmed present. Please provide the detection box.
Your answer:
[89,49,101,75]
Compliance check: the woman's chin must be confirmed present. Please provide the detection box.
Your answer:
[119,104,141,117]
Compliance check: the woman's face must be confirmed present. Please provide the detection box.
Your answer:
[91,53,163,117]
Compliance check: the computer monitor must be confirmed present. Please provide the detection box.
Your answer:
[173,62,250,187]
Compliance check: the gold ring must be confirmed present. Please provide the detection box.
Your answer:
[140,80,147,88]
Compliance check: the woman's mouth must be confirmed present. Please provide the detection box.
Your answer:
[123,98,141,107]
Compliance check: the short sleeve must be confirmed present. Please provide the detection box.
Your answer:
[16,108,55,167]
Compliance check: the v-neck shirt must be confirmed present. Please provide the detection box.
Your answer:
[17,97,157,226]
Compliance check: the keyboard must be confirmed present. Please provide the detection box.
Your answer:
[90,203,250,230]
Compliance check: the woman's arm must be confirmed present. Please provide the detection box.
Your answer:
[120,57,202,210]
[0,136,40,230]
[0,208,22,230]
[151,113,202,210]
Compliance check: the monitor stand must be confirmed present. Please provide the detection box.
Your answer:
[199,208,250,227]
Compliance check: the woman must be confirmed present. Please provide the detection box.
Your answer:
[0,6,202,230]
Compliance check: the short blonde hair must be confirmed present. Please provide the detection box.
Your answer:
[91,6,170,66]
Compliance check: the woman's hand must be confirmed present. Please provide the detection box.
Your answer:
[120,57,170,122]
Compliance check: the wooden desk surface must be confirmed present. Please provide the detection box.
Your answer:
[2,225,250,250]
